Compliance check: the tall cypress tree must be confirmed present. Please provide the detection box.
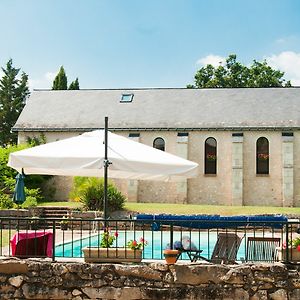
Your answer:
[52,66,68,90]
[0,59,29,146]
[68,77,80,90]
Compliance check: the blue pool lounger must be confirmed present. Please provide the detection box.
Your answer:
[135,214,288,230]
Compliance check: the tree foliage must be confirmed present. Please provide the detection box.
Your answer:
[52,66,80,90]
[70,177,126,212]
[0,59,30,146]
[190,54,292,88]
[0,144,28,192]
[68,77,80,90]
[0,141,52,206]
[52,66,68,90]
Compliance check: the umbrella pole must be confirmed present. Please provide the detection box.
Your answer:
[103,116,108,222]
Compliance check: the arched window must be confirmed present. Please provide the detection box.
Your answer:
[205,137,217,174]
[153,137,165,151]
[256,137,269,174]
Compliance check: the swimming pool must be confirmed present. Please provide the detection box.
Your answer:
[55,230,247,260]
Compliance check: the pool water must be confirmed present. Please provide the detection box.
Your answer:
[55,230,247,260]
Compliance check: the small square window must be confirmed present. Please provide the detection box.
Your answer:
[129,133,140,138]
[282,132,293,137]
[120,94,134,103]
[177,132,189,137]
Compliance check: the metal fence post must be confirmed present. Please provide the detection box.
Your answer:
[52,220,56,262]
[285,221,289,264]
[170,223,174,250]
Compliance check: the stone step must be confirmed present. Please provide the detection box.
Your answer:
[39,206,71,220]
[43,211,69,215]
[39,206,71,210]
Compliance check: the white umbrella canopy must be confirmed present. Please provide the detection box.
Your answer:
[8,130,199,181]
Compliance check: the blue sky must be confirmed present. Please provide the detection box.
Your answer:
[0,0,299,89]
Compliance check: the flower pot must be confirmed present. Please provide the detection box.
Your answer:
[277,247,300,262]
[163,249,179,264]
[82,247,143,263]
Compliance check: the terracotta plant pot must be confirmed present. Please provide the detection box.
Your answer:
[163,249,179,264]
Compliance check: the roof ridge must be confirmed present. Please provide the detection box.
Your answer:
[33,87,300,92]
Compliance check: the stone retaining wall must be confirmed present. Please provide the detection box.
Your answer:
[0,209,101,230]
[1,259,300,299]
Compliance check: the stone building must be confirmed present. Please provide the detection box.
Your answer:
[13,87,300,207]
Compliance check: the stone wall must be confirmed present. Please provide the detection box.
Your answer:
[0,209,101,230]
[1,259,300,299]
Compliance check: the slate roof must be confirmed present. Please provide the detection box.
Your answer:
[14,88,300,131]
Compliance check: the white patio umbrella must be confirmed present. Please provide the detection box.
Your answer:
[8,132,198,180]
[8,118,198,218]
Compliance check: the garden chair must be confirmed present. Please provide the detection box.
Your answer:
[175,232,242,263]
[209,232,243,264]
[244,236,281,263]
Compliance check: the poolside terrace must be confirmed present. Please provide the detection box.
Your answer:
[0,215,298,264]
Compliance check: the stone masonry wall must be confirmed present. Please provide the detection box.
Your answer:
[1,259,300,299]
[20,129,297,206]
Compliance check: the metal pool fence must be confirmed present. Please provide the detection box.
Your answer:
[0,216,299,264]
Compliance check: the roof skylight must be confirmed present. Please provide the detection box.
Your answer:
[120,93,134,103]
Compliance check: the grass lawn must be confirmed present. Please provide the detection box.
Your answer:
[124,203,300,216]
[0,230,15,247]
[38,201,83,208]
[38,201,300,216]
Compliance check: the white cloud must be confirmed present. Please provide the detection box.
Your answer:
[265,51,300,86]
[28,71,57,90]
[196,54,226,67]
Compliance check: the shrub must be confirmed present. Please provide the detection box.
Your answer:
[0,143,51,203]
[19,188,42,208]
[71,177,126,212]
[0,144,28,190]
[26,134,46,147]
[69,176,89,202]
[21,196,38,209]
[25,187,43,202]
[0,194,14,209]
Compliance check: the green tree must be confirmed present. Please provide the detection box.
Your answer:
[190,54,291,88]
[0,143,50,206]
[52,66,68,90]
[0,59,29,146]
[52,66,80,90]
[68,77,80,90]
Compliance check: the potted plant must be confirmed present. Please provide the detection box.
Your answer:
[206,153,216,161]
[257,153,269,160]
[278,237,300,262]
[83,228,148,263]
[125,237,148,261]
[60,215,70,230]
[163,246,180,264]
